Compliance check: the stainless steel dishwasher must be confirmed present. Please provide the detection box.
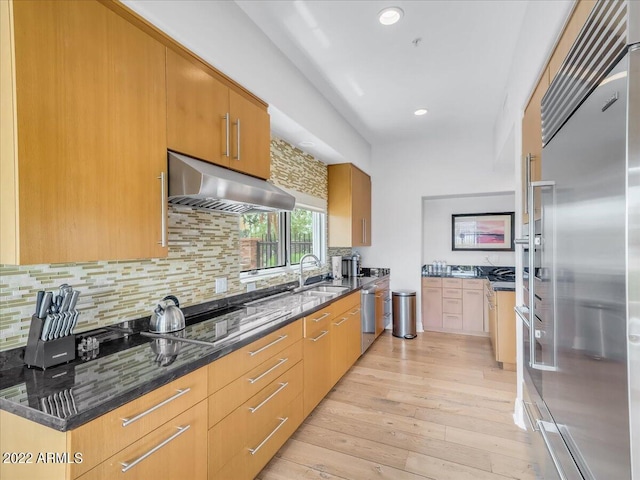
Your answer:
[361,285,376,353]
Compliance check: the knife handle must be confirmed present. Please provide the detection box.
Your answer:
[38,292,53,319]
[35,291,45,317]
[41,314,53,341]
[68,290,80,311]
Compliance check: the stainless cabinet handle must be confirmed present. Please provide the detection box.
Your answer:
[248,335,287,357]
[121,388,191,427]
[223,113,230,157]
[538,421,567,480]
[310,330,329,342]
[247,358,288,384]
[120,425,190,472]
[362,218,365,244]
[233,118,241,160]
[311,312,331,323]
[522,401,540,432]
[349,308,360,315]
[157,172,167,247]
[524,153,532,215]
[466,291,480,295]
[248,382,289,414]
[248,417,288,455]
[334,317,349,326]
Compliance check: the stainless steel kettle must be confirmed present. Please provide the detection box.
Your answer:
[149,295,185,333]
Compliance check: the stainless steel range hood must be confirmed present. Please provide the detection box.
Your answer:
[168,151,295,214]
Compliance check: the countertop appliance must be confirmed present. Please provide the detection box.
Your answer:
[515,2,639,478]
[149,295,185,333]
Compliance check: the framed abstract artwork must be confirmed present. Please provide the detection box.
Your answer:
[451,212,515,251]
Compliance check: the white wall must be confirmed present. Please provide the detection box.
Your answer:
[360,124,514,328]
[422,193,516,267]
[123,0,372,173]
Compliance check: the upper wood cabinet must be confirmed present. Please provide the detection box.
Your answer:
[1,0,168,264]
[166,49,230,169]
[327,163,372,247]
[166,51,271,180]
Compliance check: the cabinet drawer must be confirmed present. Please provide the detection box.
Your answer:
[208,340,302,427]
[77,400,207,480]
[304,307,336,337]
[442,288,462,299]
[422,277,442,287]
[209,361,303,476]
[208,320,302,394]
[463,279,485,290]
[69,367,207,478]
[442,278,462,288]
[443,313,463,330]
[442,298,462,314]
[212,395,303,480]
[330,291,360,314]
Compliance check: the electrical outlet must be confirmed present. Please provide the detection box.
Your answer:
[215,277,227,294]
[246,282,256,292]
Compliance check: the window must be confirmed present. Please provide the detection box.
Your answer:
[239,204,326,273]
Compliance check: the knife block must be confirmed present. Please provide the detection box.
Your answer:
[24,315,76,369]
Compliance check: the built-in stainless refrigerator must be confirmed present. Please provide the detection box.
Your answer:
[515,0,639,478]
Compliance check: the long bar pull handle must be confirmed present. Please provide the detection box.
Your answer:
[311,312,331,323]
[362,218,366,244]
[349,308,361,315]
[120,425,190,472]
[522,401,540,432]
[223,113,230,157]
[248,382,289,414]
[538,421,568,480]
[157,172,167,247]
[247,358,288,384]
[310,330,329,342]
[514,238,529,245]
[248,417,288,455]
[334,317,349,326]
[233,118,241,160]
[122,388,191,427]
[248,335,287,357]
[524,154,532,215]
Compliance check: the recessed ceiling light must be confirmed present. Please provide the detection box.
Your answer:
[299,141,315,147]
[378,7,403,26]
[414,108,428,116]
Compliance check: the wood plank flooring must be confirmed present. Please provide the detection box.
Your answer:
[257,331,537,480]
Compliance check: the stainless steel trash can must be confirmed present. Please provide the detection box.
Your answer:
[392,290,417,339]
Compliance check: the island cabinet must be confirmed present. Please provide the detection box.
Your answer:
[0,0,168,264]
[166,49,270,180]
[207,320,303,480]
[487,286,517,370]
[327,163,372,247]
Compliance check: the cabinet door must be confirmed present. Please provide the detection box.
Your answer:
[496,291,516,367]
[330,305,361,383]
[351,166,371,247]
[229,89,271,180]
[462,289,484,332]
[488,293,497,355]
[522,69,549,225]
[422,287,443,329]
[303,326,332,417]
[166,49,230,167]
[12,0,167,263]
[77,401,207,480]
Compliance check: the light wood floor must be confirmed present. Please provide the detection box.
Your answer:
[257,331,537,480]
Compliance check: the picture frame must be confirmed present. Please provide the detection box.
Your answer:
[451,212,515,251]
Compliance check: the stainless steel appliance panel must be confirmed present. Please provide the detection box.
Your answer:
[361,287,376,353]
[541,53,631,480]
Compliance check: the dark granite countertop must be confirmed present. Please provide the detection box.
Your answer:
[0,274,387,431]
[421,266,515,292]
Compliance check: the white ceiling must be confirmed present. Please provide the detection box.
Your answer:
[236,0,529,147]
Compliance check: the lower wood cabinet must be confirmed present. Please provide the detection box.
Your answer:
[77,401,207,480]
[487,288,517,370]
[303,312,335,418]
[331,298,361,384]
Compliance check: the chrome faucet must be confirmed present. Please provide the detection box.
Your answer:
[298,254,320,289]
